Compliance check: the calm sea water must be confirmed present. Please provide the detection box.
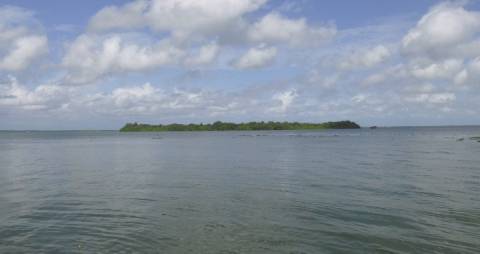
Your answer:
[0,127,479,253]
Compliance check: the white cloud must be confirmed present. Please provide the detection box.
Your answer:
[454,69,468,85]
[361,64,408,85]
[468,57,480,76]
[351,94,367,103]
[184,42,219,67]
[453,56,480,85]
[247,12,336,46]
[362,73,386,86]
[89,0,266,40]
[0,6,48,71]
[61,0,337,84]
[101,83,164,114]
[88,0,334,47]
[80,83,236,116]
[0,78,215,115]
[5,1,480,128]
[88,0,149,32]
[406,92,456,105]
[405,83,436,93]
[0,35,48,71]
[395,2,480,88]
[62,34,184,84]
[270,88,297,113]
[338,45,391,70]
[307,70,339,88]
[0,77,302,119]
[232,45,277,69]
[0,76,72,110]
[402,2,480,58]
[410,58,463,80]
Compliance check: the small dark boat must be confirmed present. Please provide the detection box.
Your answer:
[369,126,378,129]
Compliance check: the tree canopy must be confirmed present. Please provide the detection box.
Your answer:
[120,121,361,132]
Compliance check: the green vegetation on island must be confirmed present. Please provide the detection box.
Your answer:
[120,120,361,132]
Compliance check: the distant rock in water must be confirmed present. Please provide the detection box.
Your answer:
[120,120,361,132]
[457,138,464,141]
[470,137,480,142]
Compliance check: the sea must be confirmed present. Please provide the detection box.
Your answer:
[0,127,479,253]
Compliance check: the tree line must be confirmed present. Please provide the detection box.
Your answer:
[120,121,361,131]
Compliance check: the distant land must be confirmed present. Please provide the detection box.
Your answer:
[120,121,361,132]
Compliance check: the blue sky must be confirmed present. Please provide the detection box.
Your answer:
[0,0,480,129]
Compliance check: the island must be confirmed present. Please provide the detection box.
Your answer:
[120,120,360,132]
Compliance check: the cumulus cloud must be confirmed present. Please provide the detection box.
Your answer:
[232,45,277,69]
[247,12,336,46]
[61,0,335,84]
[91,83,168,114]
[91,83,223,115]
[87,0,335,48]
[453,56,480,85]
[406,92,456,105]
[4,1,480,128]
[0,6,48,71]
[78,84,244,117]
[62,34,184,84]
[0,76,72,110]
[0,35,48,71]
[454,69,469,85]
[270,89,297,113]
[410,58,463,80]
[395,2,480,88]
[62,35,222,84]
[362,3,480,88]
[0,77,304,120]
[0,76,220,116]
[87,0,336,46]
[307,70,339,88]
[87,0,150,32]
[402,2,480,58]
[184,42,220,67]
[88,0,266,40]
[338,45,391,70]
[0,78,213,115]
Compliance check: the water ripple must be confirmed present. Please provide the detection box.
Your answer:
[1,128,480,253]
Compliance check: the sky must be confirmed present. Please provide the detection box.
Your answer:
[1,0,480,129]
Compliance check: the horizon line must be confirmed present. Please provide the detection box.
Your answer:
[1,124,480,132]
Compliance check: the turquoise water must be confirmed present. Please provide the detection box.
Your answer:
[0,127,479,253]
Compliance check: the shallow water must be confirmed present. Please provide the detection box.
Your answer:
[0,127,479,253]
